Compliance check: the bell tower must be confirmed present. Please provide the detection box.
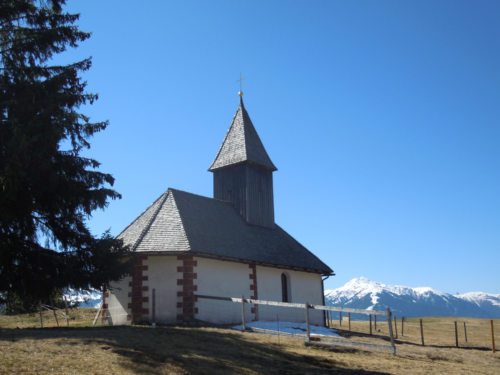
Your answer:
[209,95,276,228]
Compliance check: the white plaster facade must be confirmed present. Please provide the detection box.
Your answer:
[106,255,325,326]
[256,265,324,325]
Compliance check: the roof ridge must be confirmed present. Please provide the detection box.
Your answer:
[208,105,244,171]
[132,191,170,251]
[168,189,193,251]
[168,187,234,205]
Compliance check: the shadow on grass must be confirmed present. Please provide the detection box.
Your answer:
[0,325,389,374]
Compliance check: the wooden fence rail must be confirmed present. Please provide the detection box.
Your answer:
[194,294,396,355]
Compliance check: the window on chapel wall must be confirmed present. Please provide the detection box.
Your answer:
[281,273,289,302]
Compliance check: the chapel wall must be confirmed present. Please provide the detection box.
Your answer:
[256,266,324,325]
[107,275,132,325]
[195,257,254,324]
[147,255,179,323]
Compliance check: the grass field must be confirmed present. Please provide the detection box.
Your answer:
[0,309,499,374]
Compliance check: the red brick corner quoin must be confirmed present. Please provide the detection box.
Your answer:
[177,255,198,321]
[128,255,149,322]
[249,263,258,320]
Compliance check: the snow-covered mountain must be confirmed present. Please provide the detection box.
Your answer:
[64,289,102,308]
[325,277,500,318]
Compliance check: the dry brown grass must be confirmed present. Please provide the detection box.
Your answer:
[0,310,499,374]
[328,316,500,349]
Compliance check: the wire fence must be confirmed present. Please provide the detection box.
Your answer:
[0,306,112,329]
[326,314,499,352]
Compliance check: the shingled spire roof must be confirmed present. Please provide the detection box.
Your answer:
[209,98,277,171]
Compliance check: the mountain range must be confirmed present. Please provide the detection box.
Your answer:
[324,277,500,318]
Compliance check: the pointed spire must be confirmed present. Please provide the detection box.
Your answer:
[209,97,277,172]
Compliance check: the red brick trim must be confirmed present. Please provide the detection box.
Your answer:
[130,255,149,322]
[249,263,258,320]
[177,255,197,322]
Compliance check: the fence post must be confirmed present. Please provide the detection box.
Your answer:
[241,295,246,331]
[39,304,43,328]
[394,315,398,339]
[348,312,351,332]
[152,288,156,327]
[52,308,59,327]
[386,308,396,355]
[374,315,377,331]
[420,319,425,346]
[339,311,342,327]
[454,321,459,347]
[401,317,404,336]
[369,315,372,335]
[305,302,310,342]
[63,296,69,326]
[463,321,468,343]
[491,320,496,353]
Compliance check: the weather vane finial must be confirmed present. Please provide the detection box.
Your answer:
[237,73,244,98]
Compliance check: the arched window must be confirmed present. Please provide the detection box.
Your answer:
[281,273,289,302]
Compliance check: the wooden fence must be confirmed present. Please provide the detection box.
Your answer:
[326,314,498,353]
[194,294,397,355]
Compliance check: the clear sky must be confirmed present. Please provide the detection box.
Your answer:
[63,1,499,294]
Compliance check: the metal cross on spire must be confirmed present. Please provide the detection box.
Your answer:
[237,73,244,98]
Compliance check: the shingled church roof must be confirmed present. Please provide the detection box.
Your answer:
[118,188,333,275]
[209,98,277,172]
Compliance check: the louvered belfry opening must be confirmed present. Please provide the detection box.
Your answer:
[209,98,277,228]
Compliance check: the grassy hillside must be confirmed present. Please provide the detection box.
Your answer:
[0,310,499,374]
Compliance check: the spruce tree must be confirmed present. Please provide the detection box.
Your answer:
[0,0,132,310]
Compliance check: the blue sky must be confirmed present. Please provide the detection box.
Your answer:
[64,1,499,293]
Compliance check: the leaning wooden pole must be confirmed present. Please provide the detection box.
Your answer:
[92,306,102,326]
[386,308,396,355]
[454,321,459,348]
